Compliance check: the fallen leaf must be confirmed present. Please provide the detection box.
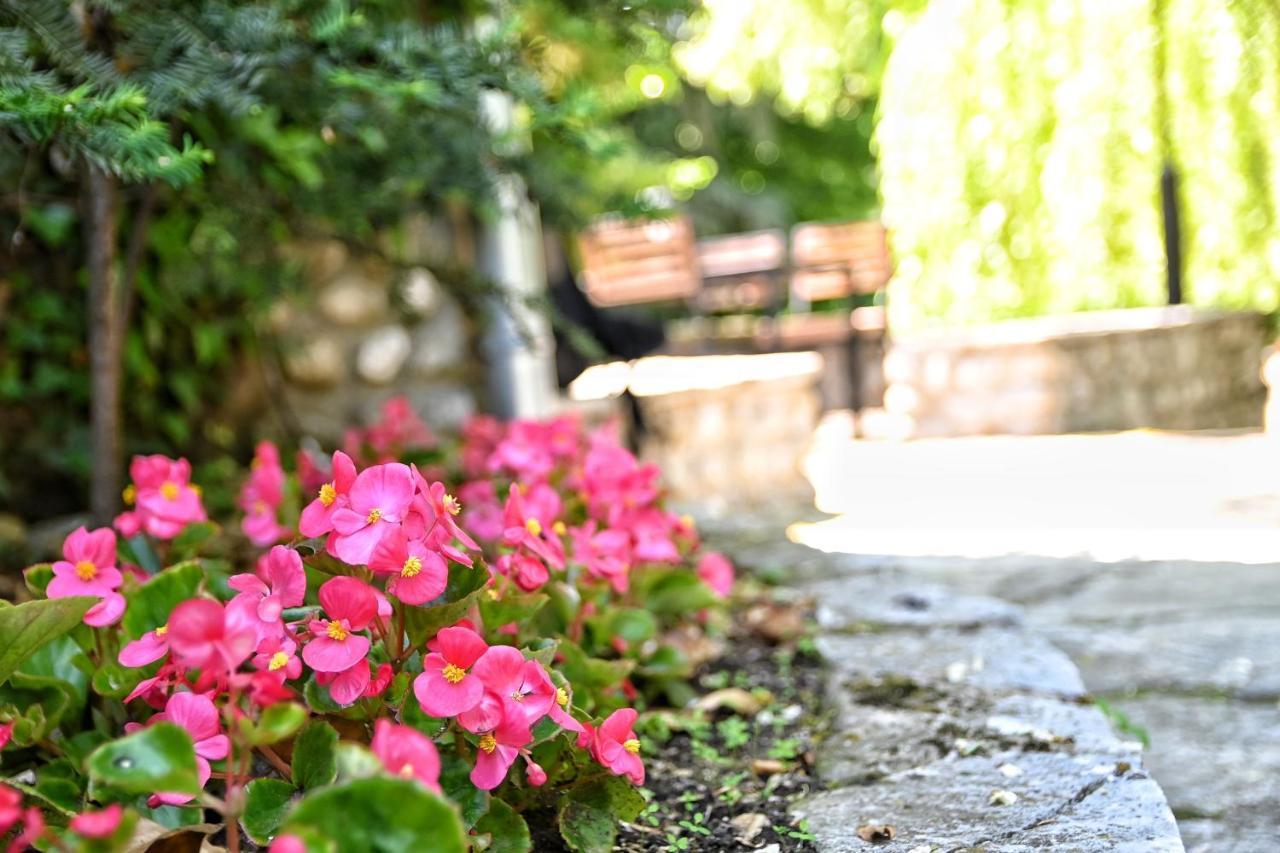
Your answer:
[124,820,219,853]
[661,625,725,668]
[750,758,786,776]
[741,602,806,642]
[856,823,897,842]
[988,789,1019,806]
[730,811,768,844]
[694,687,767,716]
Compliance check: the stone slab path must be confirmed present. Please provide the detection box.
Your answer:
[714,425,1280,851]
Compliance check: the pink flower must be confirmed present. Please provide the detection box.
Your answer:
[84,592,126,627]
[302,577,377,673]
[48,526,121,599]
[413,626,489,717]
[525,761,547,786]
[627,508,682,564]
[488,421,555,481]
[69,803,122,839]
[697,551,735,597]
[269,835,307,853]
[228,546,307,642]
[317,659,371,705]
[147,692,229,805]
[119,624,171,668]
[239,442,291,547]
[496,553,548,592]
[119,455,207,540]
[369,530,447,606]
[0,785,19,835]
[404,471,479,560]
[166,598,256,674]
[570,522,631,593]
[0,723,11,752]
[458,480,504,541]
[471,646,556,727]
[580,708,644,785]
[330,463,415,565]
[9,806,43,852]
[299,451,358,538]
[501,487,565,569]
[365,662,393,698]
[251,635,302,681]
[470,715,532,790]
[371,719,441,791]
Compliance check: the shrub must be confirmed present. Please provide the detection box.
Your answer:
[1,402,734,852]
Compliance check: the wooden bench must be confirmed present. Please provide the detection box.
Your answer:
[574,215,891,412]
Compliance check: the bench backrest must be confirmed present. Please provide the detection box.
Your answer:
[790,220,891,303]
[577,216,699,308]
[695,228,786,312]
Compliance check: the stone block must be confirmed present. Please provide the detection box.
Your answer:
[356,325,412,385]
[282,337,346,388]
[319,270,389,326]
[408,301,468,376]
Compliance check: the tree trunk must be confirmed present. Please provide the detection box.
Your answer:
[86,164,123,524]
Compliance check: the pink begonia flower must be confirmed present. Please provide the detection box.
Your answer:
[49,526,121,599]
[458,479,504,541]
[496,552,548,592]
[581,443,658,518]
[245,670,295,707]
[371,719,441,791]
[228,545,307,643]
[404,469,479,555]
[570,522,632,593]
[0,785,19,835]
[460,415,504,478]
[414,626,489,717]
[251,635,302,681]
[269,834,307,853]
[84,592,126,627]
[471,646,556,727]
[302,577,377,673]
[143,692,229,806]
[9,806,44,852]
[298,451,358,538]
[369,529,447,606]
[365,662,393,698]
[487,420,555,481]
[525,760,547,786]
[330,463,414,565]
[239,441,291,547]
[579,708,644,785]
[166,598,256,674]
[119,624,171,668]
[117,455,207,540]
[0,723,11,752]
[470,716,532,791]
[317,659,370,705]
[456,689,506,735]
[501,488,565,569]
[124,660,183,708]
[69,803,122,839]
[697,551,735,598]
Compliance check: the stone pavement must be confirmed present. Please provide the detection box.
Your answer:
[702,424,1280,851]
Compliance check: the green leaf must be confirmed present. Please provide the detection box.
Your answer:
[170,522,218,560]
[281,777,467,853]
[609,608,657,644]
[476,798,532,853]
[292,721,338,790]
[1,634,91,741]
[87,723,200,796]
[643,569,719,615]
[479,591,548,629]
[122,560,205,640]
[557,639,634,690]
[23,563,52,596]
[558,777,645,853]
[0,596,96,687]
[439,753,488,828]
[242,778,296,845]
[253,702,308,746]
[92,660,146,699]
[333,742,381,783]
[403,563,488,645]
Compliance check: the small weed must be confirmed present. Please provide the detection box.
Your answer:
[768,737,801,760]
[717,716,752,750]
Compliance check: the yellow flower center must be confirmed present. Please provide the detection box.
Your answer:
[478,733,497,754]
[326,621,349,641]
[160,481,180,501]
[525,518,542,536]
[269,651,290,671]
[443,494,461,516]
[399,764,414,777]
[74,560,97,581]
[318,482,336,507]
[192,484,202,498]
[511,690,525,703]
[155,625,169,637]
[556,687,569,707]
[485,588,499,601]
[254,500,266,514]
[366,508,383,524]
[442,663,467,684]
[623,739,641,755]
[401,556,422,578]
[552,521,566,536]
[122,484,137,506]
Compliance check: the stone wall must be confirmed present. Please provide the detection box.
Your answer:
[568,353,824,509]
[271,224,481,440]
[881,307,1267,438]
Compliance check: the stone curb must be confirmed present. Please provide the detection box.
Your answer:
[710,524,1185,853]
